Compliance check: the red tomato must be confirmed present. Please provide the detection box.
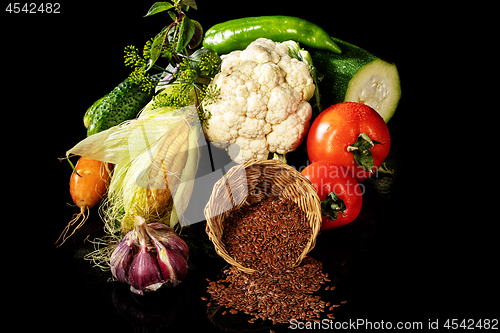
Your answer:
[307,102,391,182]
[301,161,363,230]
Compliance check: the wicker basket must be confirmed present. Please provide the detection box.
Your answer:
[204,159,322,274]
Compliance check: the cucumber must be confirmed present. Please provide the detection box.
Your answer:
[83,96,105,129]
[310,37,401,122]
[85,75,161,136]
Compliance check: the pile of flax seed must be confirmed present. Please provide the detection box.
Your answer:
[205,195,339,324]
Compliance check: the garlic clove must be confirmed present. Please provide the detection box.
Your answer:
[110,230,137,284]
[165,248,188,287]
[152,236,188,287]
[165,234,189,261]
[127,228,164,295]
[128,247,164,295]
[148,222,189,260]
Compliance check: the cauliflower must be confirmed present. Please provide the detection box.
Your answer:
[203,38,315,164]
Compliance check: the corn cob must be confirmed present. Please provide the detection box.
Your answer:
[120,119,191,233]
[145,122,189,218]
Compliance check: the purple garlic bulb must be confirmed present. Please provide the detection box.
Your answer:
[110,216,189,295]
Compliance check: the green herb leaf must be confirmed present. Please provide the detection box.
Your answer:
[147,27,169,71]
[188,19,203,49]
[144,2,174,17]
[168,11,177,21]
[176,16,195,52]
[179,0,197,10]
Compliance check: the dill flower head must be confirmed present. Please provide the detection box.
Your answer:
[190,48,221,77]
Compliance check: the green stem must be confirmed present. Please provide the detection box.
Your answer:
[321,192,346,221]
[60,156,82,178]
[347,133,385,173]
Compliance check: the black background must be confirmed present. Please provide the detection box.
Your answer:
[2,1,497,332]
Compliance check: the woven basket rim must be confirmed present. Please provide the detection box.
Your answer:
[204,159,322,274]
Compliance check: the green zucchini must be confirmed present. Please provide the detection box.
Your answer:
[310,37,401,122]
[85,75,161,136]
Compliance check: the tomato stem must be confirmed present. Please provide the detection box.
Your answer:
[347,133,385,173]
[377,161,394,174]
[321,192,346,221]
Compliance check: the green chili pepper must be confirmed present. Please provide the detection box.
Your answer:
[203,16,342,55]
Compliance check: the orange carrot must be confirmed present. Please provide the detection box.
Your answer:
[55,156,113,247]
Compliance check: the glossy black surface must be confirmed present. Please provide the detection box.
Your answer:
[6,2,497,332]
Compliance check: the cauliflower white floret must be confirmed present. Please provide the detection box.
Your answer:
[203,38,315,164]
